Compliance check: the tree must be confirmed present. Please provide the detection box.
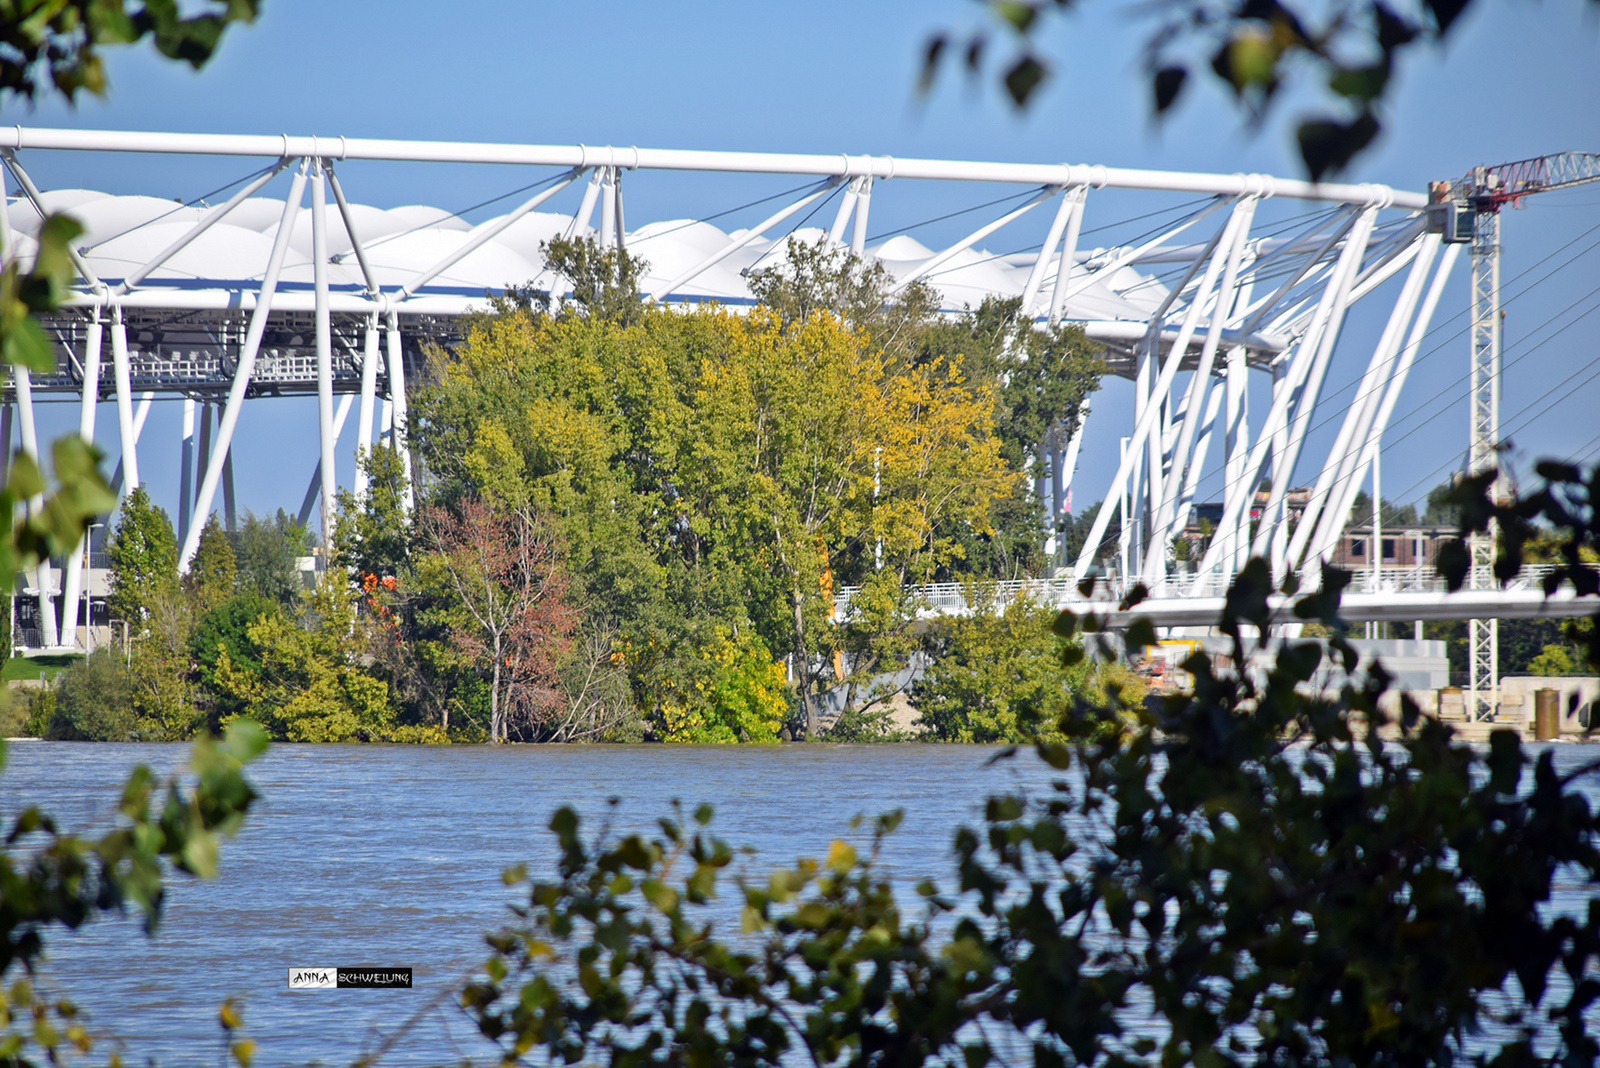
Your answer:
[920,0,1588,179]
[211,573,433,744]
[232,509,311,607]
[183,513,236,612]
[418,498,575,743]
[0,0,259,104]
[106,485,178,626]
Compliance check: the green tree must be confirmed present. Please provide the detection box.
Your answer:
[232,509,311,607]
[213,573,434,743]
[189,590,279,729]
[335,444,412,583]
[45,648,137,740]
[183,513,236,612]
[106,486,178,626]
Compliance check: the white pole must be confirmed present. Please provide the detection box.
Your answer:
[179,158,309,570]
[1019,188,1077,316]
[849,178,872,256]
[353,316,380,500]
[891,185,1058,294]
[110,307,139,492]
[14,365,58,647]
[59,312,104,647]
[385,312,414,515]
[312,160,338,549]
[116,160,288,293]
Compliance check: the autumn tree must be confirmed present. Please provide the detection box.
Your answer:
[418,498,576,743]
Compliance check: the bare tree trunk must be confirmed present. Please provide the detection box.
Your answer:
[491,633,503,743]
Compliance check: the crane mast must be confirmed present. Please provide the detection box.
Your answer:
[1428,151,1600,721]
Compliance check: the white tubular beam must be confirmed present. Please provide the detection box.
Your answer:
[1020,187,1079,316]
[827,177,863,246]
[1053,197,1230,309]
[850,178,872,256]
[0,129,1428,209]
[1145,197,1258,577]
[1194,313,1327,581]
[298,393,355,528]
[1237,209,1360,335]
[649,178,841,302]
[1290,233,1439,569]
[564,168,604,240]
[2,151,105,293]
[1311,242,1462,568]
[325,163,381,299]
[1174,383,1226,538]
[58,312,103,649]
[1047,187,1090,325]
[14,365,58,648]
[1220,342,1250,576]
[353,316,380,500]
[108,391,155,495]
[179,158,309,570]
[116,161,288,294]
[312,161,338,548]
[890,185,1058,294]
[397,168,581,302]
[109,308,139,492]
[222,446,236,533]
[1072,211,1238,582]
[177,396,196,546]
[598,167,617,248]
[386,312,414,515]
[1252,207,1380,568]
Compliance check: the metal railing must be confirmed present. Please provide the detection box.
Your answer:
[833,564,1569,621]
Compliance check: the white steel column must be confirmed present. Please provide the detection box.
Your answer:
[299,393,355,528]
[109,306,139,492]
[1293,234,1439,570]
[1047,187,1090,325]
[1250,206,1380,569]
[353,316,380,500]
[650,179,842,301]
[1468,208,1502,722]
[1145,197,1258,580]
[849,178,872,256]
[58,312,104,647]
[311,160,338,549]
[194,401,213,517]
[177,397,196,546]
[385,311,414,514]
[892,185,1058,293]
[1020,187,1079,316]
[179,158,309,569]
[598,167,617,249]
[222,447,237,533]
[827,177,864,247]
[14,365,58,647]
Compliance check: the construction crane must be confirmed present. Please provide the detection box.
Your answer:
[1426,151,1600,721]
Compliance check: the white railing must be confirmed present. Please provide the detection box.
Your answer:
[833,564,1569,622]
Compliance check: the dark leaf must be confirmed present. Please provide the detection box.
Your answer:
[1153,65,1187,113]
[1003,54,1046,106]
[1296,110,1381,181]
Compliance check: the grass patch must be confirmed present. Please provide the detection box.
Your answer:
[2,654,82,683]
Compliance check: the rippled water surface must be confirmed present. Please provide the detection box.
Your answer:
[0,741,1068,1065]
[5,741,1598,1065]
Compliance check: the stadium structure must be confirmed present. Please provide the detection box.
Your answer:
[1,128,1466,655]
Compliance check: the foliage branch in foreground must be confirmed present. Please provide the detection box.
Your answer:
[921,0,1597,180]
[462,465,1600,1065]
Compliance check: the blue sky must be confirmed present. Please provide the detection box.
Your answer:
[11,0,1600,527]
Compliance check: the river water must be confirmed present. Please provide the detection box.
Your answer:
[0,741,1066,1066]
[2,740,1597,1066]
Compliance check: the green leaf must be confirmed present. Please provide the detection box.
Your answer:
[3,314,56,372]
[8,453,44,499]
[1152,65,1188,113]
[1003,54,1046,106]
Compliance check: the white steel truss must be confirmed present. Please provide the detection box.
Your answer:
[0,127,1474,654]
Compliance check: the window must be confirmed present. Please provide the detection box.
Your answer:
[1382,538,1397,559]
[1350,539,1365,557]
